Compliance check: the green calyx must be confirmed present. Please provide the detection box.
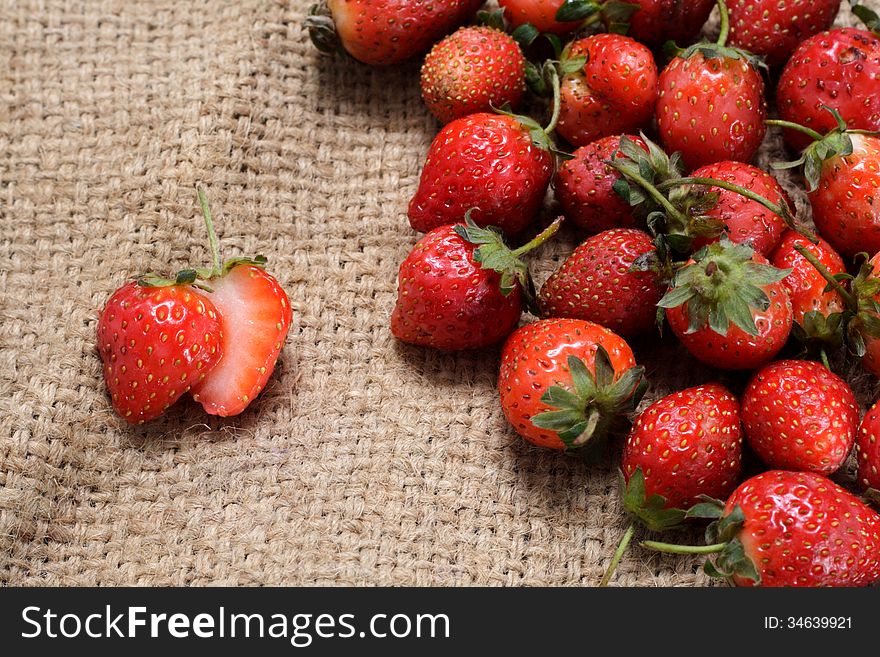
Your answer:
[845,256,880,357]
[304,3,342,55]
[138,188,267,292]
[455,212,562,315]
[620,468,686,532]
[671,0,765,70]
[851,1,880,34]
[658,239,791,337]
[497,62,561,150]
[531,349,647,459]
[642,497,762,585]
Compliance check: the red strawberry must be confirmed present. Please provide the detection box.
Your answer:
[661,240,793,370]
[656,4,767,169]
[856,400,880,491]
[689,162,789,256]
[97,283,224,424]
[645,470,880,587]
[497,0,580,35]
[623,0,715,48]
[305,0,483,66]
[770,230,846,326]
[498,318,644,454]
[420,26,527,124]
[741,360,858,474]
[407,112,554,235]
[554,135,647,233]
[98,191,292,422]
[727,0,841,68]
[556,34,658,148]
[539,228,665,337]
[391,216,560,350]
[777,28,880,151]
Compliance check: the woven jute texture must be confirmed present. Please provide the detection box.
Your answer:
[0,1,872,586]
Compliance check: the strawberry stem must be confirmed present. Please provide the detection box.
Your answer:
[198,187,222,278]
[544,66,562,135]
[792,244,858,310]
[599,523,635,587]
[716,0,730,47]
[641,540,726,555]
[512,216,564,257]
[613,167,692,228]
[765,119,825,143]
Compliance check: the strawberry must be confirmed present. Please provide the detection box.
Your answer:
[497,0,581,35]
[656,2,767,168]
[420,26,527,124]
[554,135,648,233]
[856,400,880,491]
[777,27,880,151]
[741,360,858,474]
[727,0,841,68]
[98,190,292,422]
[538,228,665,337]
[623,0,715,48]
[391,216,560,350]
[556,34,658,148]
[660,239,793,370]
[688,162,789,256]
[407,112,554,235]
[498,318,645,454]
[305,0,483,66]
[645,470,880,587]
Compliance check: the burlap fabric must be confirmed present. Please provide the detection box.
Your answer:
[0,1,872,586]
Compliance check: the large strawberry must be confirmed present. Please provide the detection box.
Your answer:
[623,0,715,48]
[420,26,527,124]
[556,33,658,148]
[660,239,793,370]
[857,400,880,492]
[727,0,841,68]
[305,0,483,66]
[644,470,880,587]
[391,216,560,350]
[539,228,665,337]
[97,190,292,422]
[656,1,767,168]
[777,26,880,151]
[408,112,554,235]
[498,318,645,455]
[741,360,858,474]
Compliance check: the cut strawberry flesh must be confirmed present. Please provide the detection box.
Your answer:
[191,265,292,416]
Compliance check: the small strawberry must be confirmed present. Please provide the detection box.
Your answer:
[497,0,582,35]
[420,26,527,124]
[498,318,645,455]
[741,360,858,474]
[554,135,648,233]
[727,0,841,68]
[856,400,880,492]
[645,470,880,587]
[600,383,743,586]
[539,228,665,337]
[408,112,555,235]
[656,1,767,168]
[660,239,793,370]
[98,190,292,422]
[622,0,715,48]
[391,216,561,350]
[777,26,880,151]
[556,33,658,148]
[305,0,483,66]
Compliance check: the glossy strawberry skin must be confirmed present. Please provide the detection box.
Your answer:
[690,162,789,256]
[742,360,858,475]
[497,0,578,35]
[666,256,793,370]
[554,135,645,234]
[324,0,483,66]
[623,383,743,510]
[97,282,224,424]
[420,26,526,124]
[408,113,553,235]
[725,470,880,587]
[856,401,880,491]
[810,134,880,259]
[498,319,636,450]
[657,53,767,169]
[626,0,715,48]
[777,28,880,151]
[556,34,658,148]
[391,225,522,350]
[727,0,841,68]
[539,228,663,337]
[770,230,846,325]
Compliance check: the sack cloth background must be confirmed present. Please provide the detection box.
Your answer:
[0,1,873,586]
